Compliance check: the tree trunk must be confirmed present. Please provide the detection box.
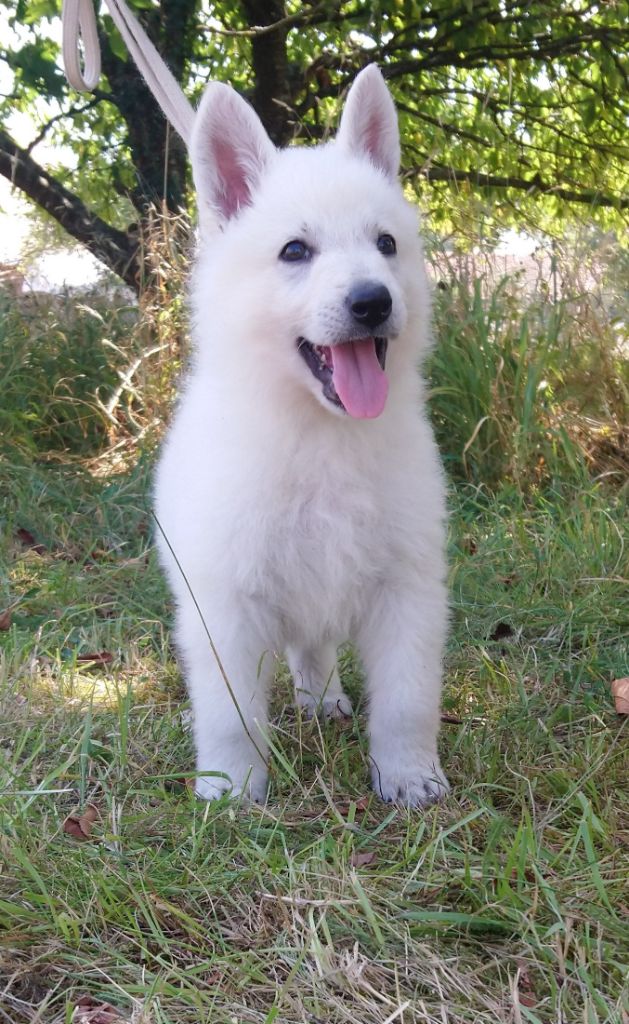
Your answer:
[98,15,192,214]
[240,0,295,145]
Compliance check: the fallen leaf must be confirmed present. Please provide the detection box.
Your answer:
[611,677,629,715]
[0,608,11,631]
[351,794,371,812]
[164,776,195,794]
[15,527,46,554]
[515,961,538,1008]
[336,794,371,816]
[350,850,377,868]
[522,867,535,883]
[76,651,113,667]
[63,804,99,842]
[88,548,110,562]
[518,991,537,1008]
[73,994,128,1023]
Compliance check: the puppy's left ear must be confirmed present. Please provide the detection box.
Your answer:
[336,64,400,180]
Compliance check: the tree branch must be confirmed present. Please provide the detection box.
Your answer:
[407,160,629,211]
[315,21,629,80]
[24,97,106,155]
[201,1,353,38]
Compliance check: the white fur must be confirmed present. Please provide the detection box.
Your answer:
[154,66,450,806]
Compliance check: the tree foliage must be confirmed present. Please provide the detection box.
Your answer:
[1,0,628,286]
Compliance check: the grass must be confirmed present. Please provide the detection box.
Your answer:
[1,253,628,1023]
[428,273,629,489]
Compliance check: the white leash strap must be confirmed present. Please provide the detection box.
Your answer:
[61,0,194,147]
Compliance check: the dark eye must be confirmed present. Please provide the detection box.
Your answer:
[280,240,311,262]
[377,233,396,256]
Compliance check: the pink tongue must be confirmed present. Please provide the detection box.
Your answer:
[330,339,388,419]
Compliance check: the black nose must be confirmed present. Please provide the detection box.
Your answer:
[348,282,392,330]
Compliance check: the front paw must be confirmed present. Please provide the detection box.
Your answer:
[370,753,450,808]
[194,745,268,803]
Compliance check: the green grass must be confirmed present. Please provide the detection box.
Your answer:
[1,275,628,1023]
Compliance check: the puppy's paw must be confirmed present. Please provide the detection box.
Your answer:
[296,688,353,720]
[194,747,268,803]
[370,754,449,808]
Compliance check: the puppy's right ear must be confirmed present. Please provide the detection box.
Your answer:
[191,82,276,229]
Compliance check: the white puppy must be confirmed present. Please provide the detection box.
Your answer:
[154,65,449,806]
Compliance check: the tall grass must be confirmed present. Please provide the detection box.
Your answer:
[1,213,190,469]
[0,290,133,458]
[429,273,628,489]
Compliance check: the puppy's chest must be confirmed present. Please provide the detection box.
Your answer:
[239,471,388,610]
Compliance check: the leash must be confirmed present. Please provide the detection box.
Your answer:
[61,0,194,147]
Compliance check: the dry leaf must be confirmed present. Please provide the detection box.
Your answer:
[336,794,371,816]
[76,651,113,667]
[518,991,537,1008]
[350,850,377,868]
[516,961,537,1007]
[73,995,127,1023]
[0,608,11,631]
[611,677,629,715]
[164,776,195,794]
[88,548,110,562]
[63,804,99,842]
[461,535,477,555]
[16,527,46,554]
[500,574,518,588]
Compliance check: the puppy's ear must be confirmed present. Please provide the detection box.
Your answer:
[191,82,276,228]
[337,65,400,180]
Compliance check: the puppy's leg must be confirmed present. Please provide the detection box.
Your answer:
[177,602,272,801]
[286,642,352,719]
[358,580,449,807]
